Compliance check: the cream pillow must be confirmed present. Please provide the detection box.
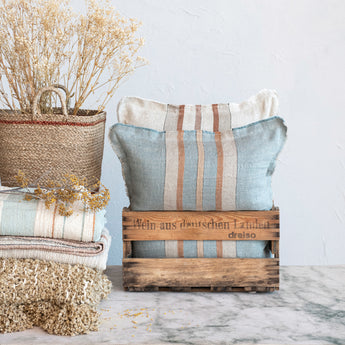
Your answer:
[117,89,279,131]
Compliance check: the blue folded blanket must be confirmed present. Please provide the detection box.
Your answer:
[0,187,106,242]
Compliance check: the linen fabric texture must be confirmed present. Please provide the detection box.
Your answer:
[0,187,106,242]
[117,89,279,131]
[0,228,111,270]
[109,116,287,212]
[132,239,271,259]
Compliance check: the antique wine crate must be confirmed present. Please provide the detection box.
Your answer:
[122,207,279,292]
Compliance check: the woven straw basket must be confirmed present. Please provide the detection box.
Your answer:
[0,85,106,188]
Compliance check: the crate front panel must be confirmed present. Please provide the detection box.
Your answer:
[123,258,279,289]
[122,208,279,291]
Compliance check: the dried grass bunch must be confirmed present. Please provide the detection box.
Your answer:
[1,170,111,217]
[0,0,146,115]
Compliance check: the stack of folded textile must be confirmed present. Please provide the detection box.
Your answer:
[0,187,112,335]
[109,90,287,259]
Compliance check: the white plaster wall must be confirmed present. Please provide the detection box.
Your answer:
[70,0,345,265]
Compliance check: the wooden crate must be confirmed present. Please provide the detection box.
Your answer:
[122,208,279,292]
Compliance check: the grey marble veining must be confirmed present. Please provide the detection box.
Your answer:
[1,265,345,345]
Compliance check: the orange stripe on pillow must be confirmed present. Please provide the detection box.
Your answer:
[177,105,185,131]
[216,241,223,258]
[212,104,219,132]
[178,240,184,258]
[195,105,201,130]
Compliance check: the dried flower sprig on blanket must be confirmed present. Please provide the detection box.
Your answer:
[0,0,146,115]
[2,170,110,217]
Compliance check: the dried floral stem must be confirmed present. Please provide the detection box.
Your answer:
[6,170,110,217]
[0,0,146,115]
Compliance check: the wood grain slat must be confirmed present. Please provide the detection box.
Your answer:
[123,258,279,289]
[271,240,280,258]
[123,209,280,225]
[123,228,279,241]
[123,241,132,258]
[123,209,279,241]
[127,286,277,292]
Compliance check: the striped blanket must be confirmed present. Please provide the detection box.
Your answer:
[0,187,105,242]
[109,117,287,211]
[117,89,279,131]
[0,228,111,270]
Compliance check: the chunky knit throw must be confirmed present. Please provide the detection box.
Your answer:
[0,258,111,335]
[0,302,99,336]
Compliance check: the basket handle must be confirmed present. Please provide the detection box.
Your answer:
[32,86,68,120]
[52,84,74,110]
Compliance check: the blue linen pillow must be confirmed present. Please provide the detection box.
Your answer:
[109,116,287,211]
[131,240,272,259]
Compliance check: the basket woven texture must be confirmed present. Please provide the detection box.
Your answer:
[0,86,106,188]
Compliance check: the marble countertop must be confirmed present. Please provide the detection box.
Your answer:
[1,265,344,345]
